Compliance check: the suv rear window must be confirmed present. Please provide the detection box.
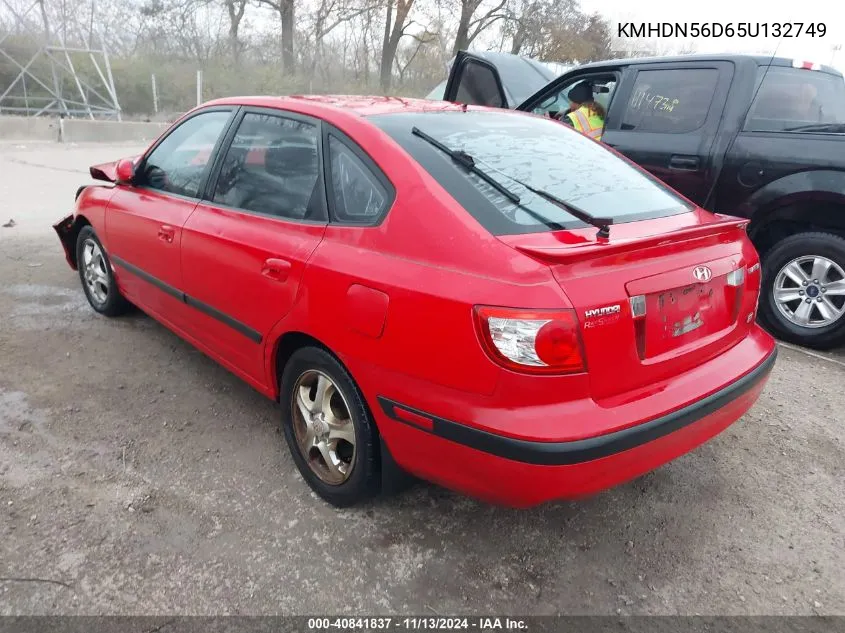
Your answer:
[370,111,692,236]
[745,67,845,132]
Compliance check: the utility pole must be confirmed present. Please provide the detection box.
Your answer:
[196,70,203,107]
[151,74,159,114]
[150,74,158,114]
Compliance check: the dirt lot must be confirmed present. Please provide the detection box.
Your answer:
[0,142,843,616]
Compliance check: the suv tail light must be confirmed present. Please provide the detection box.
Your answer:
[473,306,586,374]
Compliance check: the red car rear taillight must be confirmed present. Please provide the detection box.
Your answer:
[473,306,586,375]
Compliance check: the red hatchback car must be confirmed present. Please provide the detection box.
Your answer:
[54,96,777,507]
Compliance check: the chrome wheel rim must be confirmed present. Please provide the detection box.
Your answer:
[81,239,109,305]
[291,370,356,485]
[774,255,845,328]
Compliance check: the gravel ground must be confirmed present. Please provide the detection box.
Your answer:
[0,142,843,616]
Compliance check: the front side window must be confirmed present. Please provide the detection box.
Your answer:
[328,136,389,222]
[371,111,693,236]
[744,67,845,132]
[621,69,719,134]
[140,110,231,198]
[213,113,322,220]
[532,76,618,120]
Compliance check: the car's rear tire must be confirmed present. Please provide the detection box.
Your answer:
[279,346,380,506]
[758,231,845,349]
[75,225,130,317]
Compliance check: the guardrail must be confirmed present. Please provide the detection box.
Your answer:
[0,115,170,143]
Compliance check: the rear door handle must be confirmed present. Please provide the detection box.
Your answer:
[669,155,700,171]
[261,258,292,282]
[157,224,175,243]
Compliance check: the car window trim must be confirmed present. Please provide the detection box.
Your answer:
[322,124,396,227]
[201,105,330,224]
[133,105,239,202]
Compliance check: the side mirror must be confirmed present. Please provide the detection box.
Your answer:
[115,158,136,185]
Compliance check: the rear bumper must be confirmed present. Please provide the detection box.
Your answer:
[374,342,777,507]
[379,348,775,467]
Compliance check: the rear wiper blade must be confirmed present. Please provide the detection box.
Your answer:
[412,127,520,204]
[498,173,613,239]
[412,126,612,238]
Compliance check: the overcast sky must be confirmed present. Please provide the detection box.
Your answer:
[579,2,845,70]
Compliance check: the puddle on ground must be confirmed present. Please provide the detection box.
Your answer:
[0,389,48,434]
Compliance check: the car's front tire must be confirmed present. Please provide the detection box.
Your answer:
[759,231,845,349]
[280,346,380,506]
[75,225,130,317]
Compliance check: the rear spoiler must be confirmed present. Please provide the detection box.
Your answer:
[513,216,749,264]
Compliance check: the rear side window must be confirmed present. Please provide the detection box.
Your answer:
[622,69,719,134]
[212,112,323,221]
[744,67,845,132]
[370,111,692,236]
[327,136,390,223]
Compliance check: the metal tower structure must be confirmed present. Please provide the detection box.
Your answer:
[0,0,121,119]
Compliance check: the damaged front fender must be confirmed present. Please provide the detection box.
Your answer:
[53,214,78,270]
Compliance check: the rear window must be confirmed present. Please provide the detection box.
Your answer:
[370,111,692,235]
[744,67,845,132]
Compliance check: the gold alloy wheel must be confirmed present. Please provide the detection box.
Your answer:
[291,370,357,485]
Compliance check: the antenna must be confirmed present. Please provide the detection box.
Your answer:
[701,40,781,211]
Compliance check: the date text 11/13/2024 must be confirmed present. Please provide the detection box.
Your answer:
[307,617,529,631]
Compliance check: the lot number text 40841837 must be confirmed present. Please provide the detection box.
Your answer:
[307,617,529,631]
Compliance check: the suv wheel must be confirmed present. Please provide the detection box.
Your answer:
[759,232,845,349]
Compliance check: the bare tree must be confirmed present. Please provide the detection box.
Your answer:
[257,0,296,73]
[308,0,378,79]
[379,0,415,92]
[223,0,247,64]
[451,0,506,55]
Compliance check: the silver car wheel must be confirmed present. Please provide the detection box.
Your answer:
[81,238,110,305]
[774,255,845,328]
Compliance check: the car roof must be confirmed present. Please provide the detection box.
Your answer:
[578,53,844,76]
[202,95,473,118]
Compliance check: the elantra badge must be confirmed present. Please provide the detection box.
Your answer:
[693,266,712,282]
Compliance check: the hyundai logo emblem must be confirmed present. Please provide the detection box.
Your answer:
[693,266,712,282]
